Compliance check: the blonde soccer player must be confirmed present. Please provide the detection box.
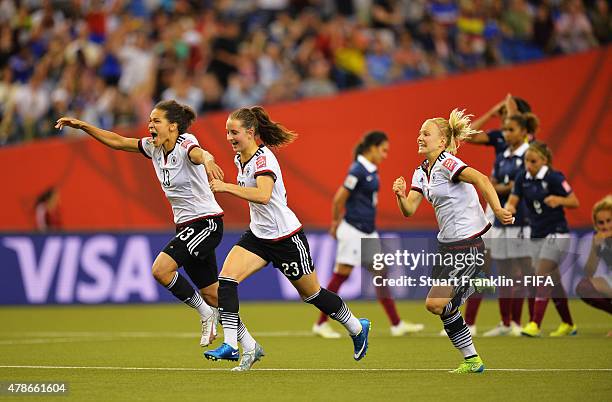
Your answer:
[393,109,513,374]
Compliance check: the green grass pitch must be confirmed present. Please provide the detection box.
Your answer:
[1,300,610,401]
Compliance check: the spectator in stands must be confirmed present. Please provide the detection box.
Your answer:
[589,0,611,45]
[556,0,598,53]
[0,0,608,147]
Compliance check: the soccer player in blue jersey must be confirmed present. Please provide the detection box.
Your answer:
[393,109,514,373]
[461,95,532,332]
[506,141,580,337]
[313,131,424,338]
[484,113,539,337]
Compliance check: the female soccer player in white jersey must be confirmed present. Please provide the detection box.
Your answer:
[204,106,370,371]
[312,131,424,339]
[55,100,229,348]
[392,109,513,374]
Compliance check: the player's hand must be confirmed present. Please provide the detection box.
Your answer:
[504,202,517,215]
[204,160,224,181]
[55,117,85,130]
[494,207,514,225]
[544,195,562,208]
[329,220,340,239]
[592,230,611,247]
[209,179,227,193]
[393,177,407,198]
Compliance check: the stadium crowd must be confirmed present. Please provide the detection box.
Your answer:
[0,0,609,146]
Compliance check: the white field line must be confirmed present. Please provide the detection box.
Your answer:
[0,365,610,372]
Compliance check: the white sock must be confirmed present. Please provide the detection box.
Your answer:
[238,321,256,351]
[344,315,362,336]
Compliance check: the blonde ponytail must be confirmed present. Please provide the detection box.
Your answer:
[428,108,481,155]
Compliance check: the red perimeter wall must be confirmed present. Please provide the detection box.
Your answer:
[2,47,610,231]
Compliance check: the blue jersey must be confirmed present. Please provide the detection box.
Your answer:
[343,155,379,234]
[487,130,507,157]
[492,142,529,227]
[512,166,573,238]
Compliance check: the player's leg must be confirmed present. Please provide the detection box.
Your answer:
[576,277,612,313]
[426,286,484,373]
[313,263,351,338]
[183,252,220,347]
[209,245,267,352]
[294,271,370,360]
[522,257,557,336]
[152,252,215,324]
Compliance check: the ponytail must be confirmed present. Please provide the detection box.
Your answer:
[353,131,388,160]
[428,108,481,155]
[229,106,297,147]
[508,112,540,136]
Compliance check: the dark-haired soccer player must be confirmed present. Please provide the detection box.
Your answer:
[204,106,370,371]
[56,100,227,348]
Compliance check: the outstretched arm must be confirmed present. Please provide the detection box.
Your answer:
[393,176,423,217]
[210,175,274,205]
[458,167,513,225]
[55,117,139,152]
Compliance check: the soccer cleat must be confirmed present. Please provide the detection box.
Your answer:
[231,343,265,371]
[521,321,541,337]
[510,321,522,337]
[351,318,371,361]
[312,322,341,339]
[199,313,216,347]
[204,343,240,361]
[450,355,485,373]
[439,325,476,337]
[391,320,424,336]
[549,322,577,337]
[483,322,511,337]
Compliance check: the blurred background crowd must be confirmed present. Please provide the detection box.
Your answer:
[0,0,609,146]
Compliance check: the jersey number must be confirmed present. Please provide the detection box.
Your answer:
[177,227,195,240]
[281,262,300,277]
[162,169,171,187]
[238,180,245,187]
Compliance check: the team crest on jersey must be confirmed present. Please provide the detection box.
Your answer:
[561,180,572,192]
[256,155,267,169]
[245,166,252,176]
[442,158,458,171]
[170,155,178,165]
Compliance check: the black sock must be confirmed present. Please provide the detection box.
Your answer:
[166,272,205,311]
[218,276,240,348]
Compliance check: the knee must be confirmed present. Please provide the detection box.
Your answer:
[151,261,171,283]
[575,277,594,298]
[201,290,218,307]
[425,298,445,315]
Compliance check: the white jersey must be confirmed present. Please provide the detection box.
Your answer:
[139,133,223,225]
[235,145,301,240]
[411,152,490,242]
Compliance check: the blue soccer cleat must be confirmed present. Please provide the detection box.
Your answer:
[204,342,240,361]
[351,318,371,361]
